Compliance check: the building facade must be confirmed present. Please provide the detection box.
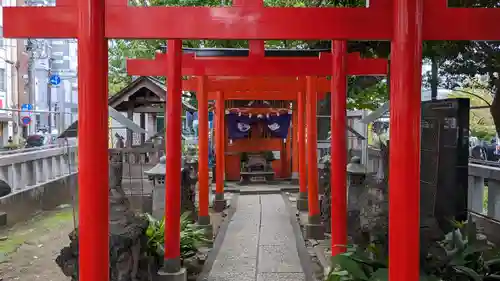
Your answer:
[0,0,21,145]
[25,0,78,137]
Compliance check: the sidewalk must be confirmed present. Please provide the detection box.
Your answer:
[205,194,307,281]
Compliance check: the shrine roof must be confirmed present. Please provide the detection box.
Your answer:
[59,76,196,139]
[168,47,330,57]
[108,76,196,112]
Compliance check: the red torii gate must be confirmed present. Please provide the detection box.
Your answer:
[127,51,387,76]
[126,49,388,240]
[4,0,500,280]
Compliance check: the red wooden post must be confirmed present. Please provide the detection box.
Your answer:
[305,76,324,240]
[77,0,108,280]
[197,76,211,230]
[291,103,299,184]
[297,91,308,211]
[330,40,348,256]
[163,39,184,275]
[214,91,226,212]
[389,0,423,280]
[232,0,265,57]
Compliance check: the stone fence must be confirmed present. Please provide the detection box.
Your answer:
[0,145,78,192]
[352,147,500,221]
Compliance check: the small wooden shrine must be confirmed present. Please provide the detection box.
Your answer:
[222,100,293,183]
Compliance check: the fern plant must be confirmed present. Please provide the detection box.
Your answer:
[327,221,500,281]
[144,212,209,260]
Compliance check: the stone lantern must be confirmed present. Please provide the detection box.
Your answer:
[146,156,197,221]
[145,156,167,220]
[346,156,366,239]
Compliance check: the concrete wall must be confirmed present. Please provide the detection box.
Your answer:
[0,173,77,226]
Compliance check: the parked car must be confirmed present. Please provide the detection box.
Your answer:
[25,134,48,148]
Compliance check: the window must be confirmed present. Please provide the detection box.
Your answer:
[0,68,6,91]
[0,26,4,48]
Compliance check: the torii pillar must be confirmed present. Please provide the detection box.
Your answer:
[305,76,324,240]
[296,91,308,211]
[197,76,212,235]
[213,91,226,212]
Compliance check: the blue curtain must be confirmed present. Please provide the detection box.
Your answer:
[226,113,253,139]
[266,114,291,139]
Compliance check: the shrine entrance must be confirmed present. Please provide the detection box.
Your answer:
[4,0,500,280]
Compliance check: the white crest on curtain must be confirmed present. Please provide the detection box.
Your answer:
[268,123,280,131]
[237,122,251,132]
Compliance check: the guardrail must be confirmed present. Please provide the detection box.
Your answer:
[0,144,60,156]
[0,145,78,191]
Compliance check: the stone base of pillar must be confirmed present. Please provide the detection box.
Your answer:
[213,193,226,212]
[158,258,187,281]
[196,215,213,240]
[290,172,299,185]
[305,215,325,240]
[296,192,308,212]
[156,268,187,281]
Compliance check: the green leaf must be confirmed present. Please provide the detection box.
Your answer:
[419,275,441,281]
[369,269,388,281]
[453,265,482,281]
[331,254,369,281]
[485,258,500,267]
[464,243,492,256]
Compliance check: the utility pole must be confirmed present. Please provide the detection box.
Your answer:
[26,39,36,136]
[47,58,52,133]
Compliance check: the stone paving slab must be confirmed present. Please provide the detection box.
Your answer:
[257,273,306,281]
[258,245,303,273]
[206,194,306,281]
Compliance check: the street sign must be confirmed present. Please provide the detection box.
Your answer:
[20,104,32,118]
[21,103,32,111]
[21,116,31,126]
[49,74,61,86]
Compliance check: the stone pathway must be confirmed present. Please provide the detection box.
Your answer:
[206,194,306,281]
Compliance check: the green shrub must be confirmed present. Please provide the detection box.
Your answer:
[144,212,208,260]
[327,221,500,281]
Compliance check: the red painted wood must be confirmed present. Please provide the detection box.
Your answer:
[182,77,332,92]
[105,3,500,40]
[389,0,423,280]
[330,40,348,256]
[197,76,210,218]
[57,0,75,6]
[205,91,327,100]
[106,6,391,40]
[306,77,320,217]
[77,0,109,280]
[3,7,77,38]
[106,0,129,6]
[127,52,388,77]
[215,91,225,195]
[5,1,500,41]
[298,91,307,195]
[164,39,183,262]
[233,0,265,57]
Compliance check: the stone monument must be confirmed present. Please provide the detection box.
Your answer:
[55,151,150,281]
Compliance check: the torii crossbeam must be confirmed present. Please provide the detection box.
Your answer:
[4,0,500,40]
[127,52,388,76]
[182,76,330,100]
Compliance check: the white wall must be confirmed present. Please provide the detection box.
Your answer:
[0,0,18,143]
